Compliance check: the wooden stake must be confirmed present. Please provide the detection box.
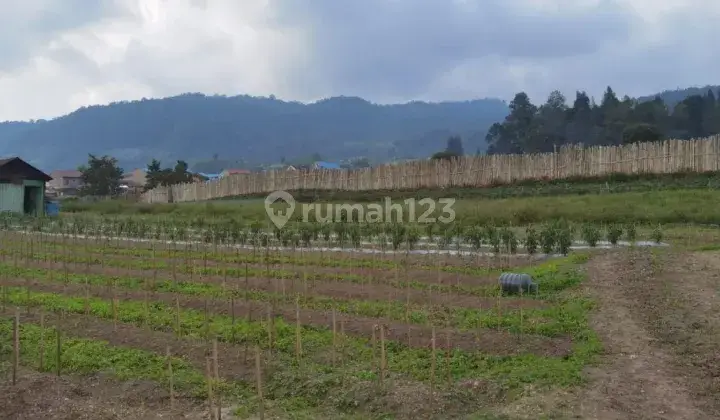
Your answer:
[294,296,302,363]
[38,312,45,371]
[12,308,19,385]
[255,346,265,420]
[430,326,436,401]
[331,309,337,366]
[380,325,386,385]
[213,339,219,380]
[175,296,181,336]
[55,328,61,377]
[166,346,175,410]
[112,295,118,331]
[206,357,215,420]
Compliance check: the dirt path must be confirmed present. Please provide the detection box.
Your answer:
[576,250,710,419]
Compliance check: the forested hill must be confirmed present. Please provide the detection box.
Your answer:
[0,94,508,172]
[486,85,720,155]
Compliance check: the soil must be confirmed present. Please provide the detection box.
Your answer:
[0,308,257,383]
[9,233,541,269]
[4,278,572,357]
[7,250,516,289]
[0,369,209,419]
[13,259,547,310]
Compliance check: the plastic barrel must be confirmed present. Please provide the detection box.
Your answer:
[499,272,538,294]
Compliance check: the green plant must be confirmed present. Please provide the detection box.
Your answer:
[500,227,518,254]
[606,224,623,245]
[625,223,637,243]
[581,224,601,247]
[555,223,573,256]
[524,227,538,255]
[651,224,664,244]
[540,223,556,254]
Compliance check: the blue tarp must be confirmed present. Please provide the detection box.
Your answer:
[314,161,341,169]
[45,200,59,216]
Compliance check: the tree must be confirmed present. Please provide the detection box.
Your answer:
[144,159,193,191]
[78,154,124,196]
[622,123,662,144]
[445,136,464,155]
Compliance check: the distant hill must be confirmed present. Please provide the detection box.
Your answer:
[1,85,716,174]
[0,94,509,172]
[637,85,720,107]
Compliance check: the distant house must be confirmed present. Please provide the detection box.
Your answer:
[220,169,251,178]
[198,172,221,181]
[0,157,52,216]
[312,161,341,170]
[47,169,84,196]
[121,168,147,190]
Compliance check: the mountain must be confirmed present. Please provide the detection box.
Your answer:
[0,94,509,172]
[637,85,720,107]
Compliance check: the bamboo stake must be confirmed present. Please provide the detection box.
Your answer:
[38,312,45,371]
[430,326,436,401]
[12,308,19,385]
[206,357,215,420]
[255,346,265,420]
[55,328,61,377]
[167,346,175,410]
[295,296,302,363]
[380,325,386,386]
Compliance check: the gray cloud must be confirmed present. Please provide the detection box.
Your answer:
[270,0,635,98]
[0,0,127,72]
[0,0,719,120]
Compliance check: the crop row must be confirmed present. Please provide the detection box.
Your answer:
[3,215,664,255]
[0,233,534,276]
[0,243,584,297]
[0,286,598,388]
[0,260,585,334]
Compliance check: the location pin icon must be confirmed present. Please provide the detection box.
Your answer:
[264,190,295,229]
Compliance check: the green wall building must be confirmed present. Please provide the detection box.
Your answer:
[0,157,52,216]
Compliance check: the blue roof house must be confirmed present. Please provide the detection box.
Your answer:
[198,172,221,181]
[312,161,341,170]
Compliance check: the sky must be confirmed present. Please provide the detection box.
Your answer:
[1,0,718,121]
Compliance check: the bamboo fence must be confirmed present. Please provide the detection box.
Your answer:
[140,136,720,204]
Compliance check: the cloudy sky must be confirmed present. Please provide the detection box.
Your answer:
[1,0,718,121]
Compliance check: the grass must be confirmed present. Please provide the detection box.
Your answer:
[0,317,245,399]
[57,189,720,225]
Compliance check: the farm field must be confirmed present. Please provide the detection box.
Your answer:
[65,188,720,226]
[1,212,719,419]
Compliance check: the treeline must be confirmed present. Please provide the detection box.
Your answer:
[485,87,720,154]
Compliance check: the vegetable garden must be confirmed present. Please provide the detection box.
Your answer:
[0,213,669,418]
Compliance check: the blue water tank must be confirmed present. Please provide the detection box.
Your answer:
[45,200,60,216]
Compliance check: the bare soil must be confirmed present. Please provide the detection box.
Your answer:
[0,308,257,383]
[6,278,573,357]
[0,369,209,419]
